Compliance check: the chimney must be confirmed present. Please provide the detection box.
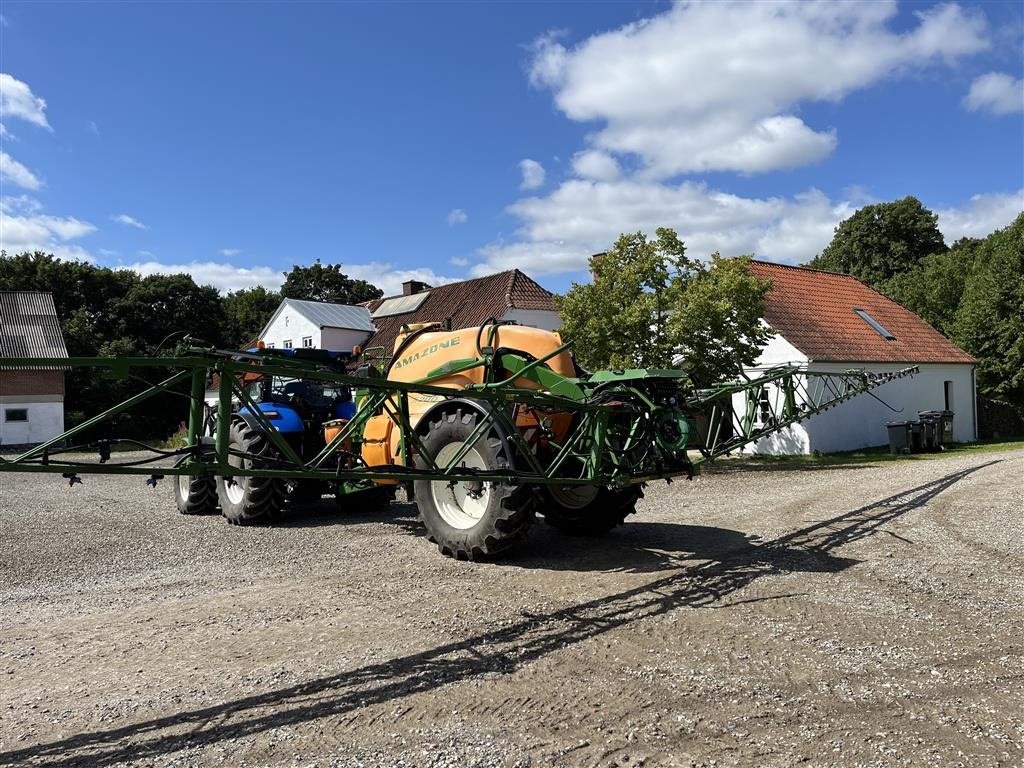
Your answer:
[402,280,431,296]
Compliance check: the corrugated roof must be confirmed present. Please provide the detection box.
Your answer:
[747,261,976,364]
[262,298,375,335]
[0,292,69,358]
[359,269,557,363]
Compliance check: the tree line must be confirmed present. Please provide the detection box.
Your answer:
[0,254,383,436]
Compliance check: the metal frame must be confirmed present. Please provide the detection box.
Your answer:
[0,348,918,489]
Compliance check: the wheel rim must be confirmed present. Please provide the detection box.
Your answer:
[176,474,191,497]
[430,443,490,530]
[223,449,246,505]
[547,483,599,510]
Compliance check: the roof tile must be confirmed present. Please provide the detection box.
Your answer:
[747,261,975,364]
[361,270,557,360]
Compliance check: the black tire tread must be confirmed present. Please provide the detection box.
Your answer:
[175,475,218,515]
[217,419,285,525]
[415,407,534,560]
[541,485,644,536]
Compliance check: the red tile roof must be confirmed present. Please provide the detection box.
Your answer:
[747,260,976,364]
[360,269,557,361]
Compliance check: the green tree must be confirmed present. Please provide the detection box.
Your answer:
[668,253,774,384]
[281,260,382,304]
[557,230,772,381]
[111,273,227,352]
[882,236,981,337]
[808,196,947,287]
[557,229,687,370]
[950,214,1024,404]
[223,285,281,347]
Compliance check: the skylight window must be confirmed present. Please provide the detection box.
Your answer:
[853,308,895,340]
[372,292,430,318]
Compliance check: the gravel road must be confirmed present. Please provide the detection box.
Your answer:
[1,448,1021,768]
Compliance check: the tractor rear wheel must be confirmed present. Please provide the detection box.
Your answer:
[216,418,285,525]
[539,484,643,535]
[414,408,535,560]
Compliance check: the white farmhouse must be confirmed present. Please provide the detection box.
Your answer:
[259,298,375,352]
[0,292,68,446]
[736,261,977,455]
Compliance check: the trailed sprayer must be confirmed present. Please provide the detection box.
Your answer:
[0,322,916,559]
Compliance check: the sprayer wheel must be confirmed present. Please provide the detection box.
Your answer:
[414,408,535,560]
[539,484,643,535]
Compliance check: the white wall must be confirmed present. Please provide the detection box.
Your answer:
[0,400,64,445]
[804,361,976,453]
[500,308,562,331]
[321,327,373,352]
[261,308,321,349]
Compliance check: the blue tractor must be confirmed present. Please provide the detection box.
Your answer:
[174,347,387,523]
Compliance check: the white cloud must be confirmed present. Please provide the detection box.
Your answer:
[341,262,461,297]
[936,189,1024,241]
[473,179,855,275]
[111,213,147,229]
[0,150,42,190]
[125,260,281,293]
[529,1,988,176]
[0,195,95,261]
[0,123,11,139]
[116,258,463,297]
[449,256,469,267]
[446,208,468,226]
[471,181,1023,277]
[0,73,51,130]
[963,72,1024,115]
[571,150,621,181]
[87,120,100,136]
[519,158,546,190]
[219,248,241,257]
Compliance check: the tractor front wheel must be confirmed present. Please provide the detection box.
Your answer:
[414,408,535,560]
[216,418,285,525]
[539,484,643,535]
[174,472,218,515]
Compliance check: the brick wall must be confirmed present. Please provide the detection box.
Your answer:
[0,370,65,397]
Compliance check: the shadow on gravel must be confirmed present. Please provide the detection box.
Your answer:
[3,461,999,768]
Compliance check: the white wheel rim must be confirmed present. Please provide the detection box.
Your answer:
[224,451,246,505]
[176,474,191,497]
[431,443,490,530]
[548,483,599,510]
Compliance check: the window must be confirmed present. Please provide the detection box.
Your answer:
[266,343,275,349]
[302,336,313,348]
[283,339,293,349]
[944,380,954,411]
[853,308,896,340]
[4,408,28,422]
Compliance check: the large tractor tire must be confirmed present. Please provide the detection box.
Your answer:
[414,408,535,560]
[539,484,643,536]
[216,418,285,525]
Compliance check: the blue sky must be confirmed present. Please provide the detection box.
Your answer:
[1,1,1021,296]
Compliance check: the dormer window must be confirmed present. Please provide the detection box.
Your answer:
[853,308,895,340]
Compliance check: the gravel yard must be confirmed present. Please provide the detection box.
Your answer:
[0,448,1021,768]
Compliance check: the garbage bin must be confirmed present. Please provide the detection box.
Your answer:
[919,410,954,447]
[886,421,912,455]
[917,415,940,452]
[909,421,923,453]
